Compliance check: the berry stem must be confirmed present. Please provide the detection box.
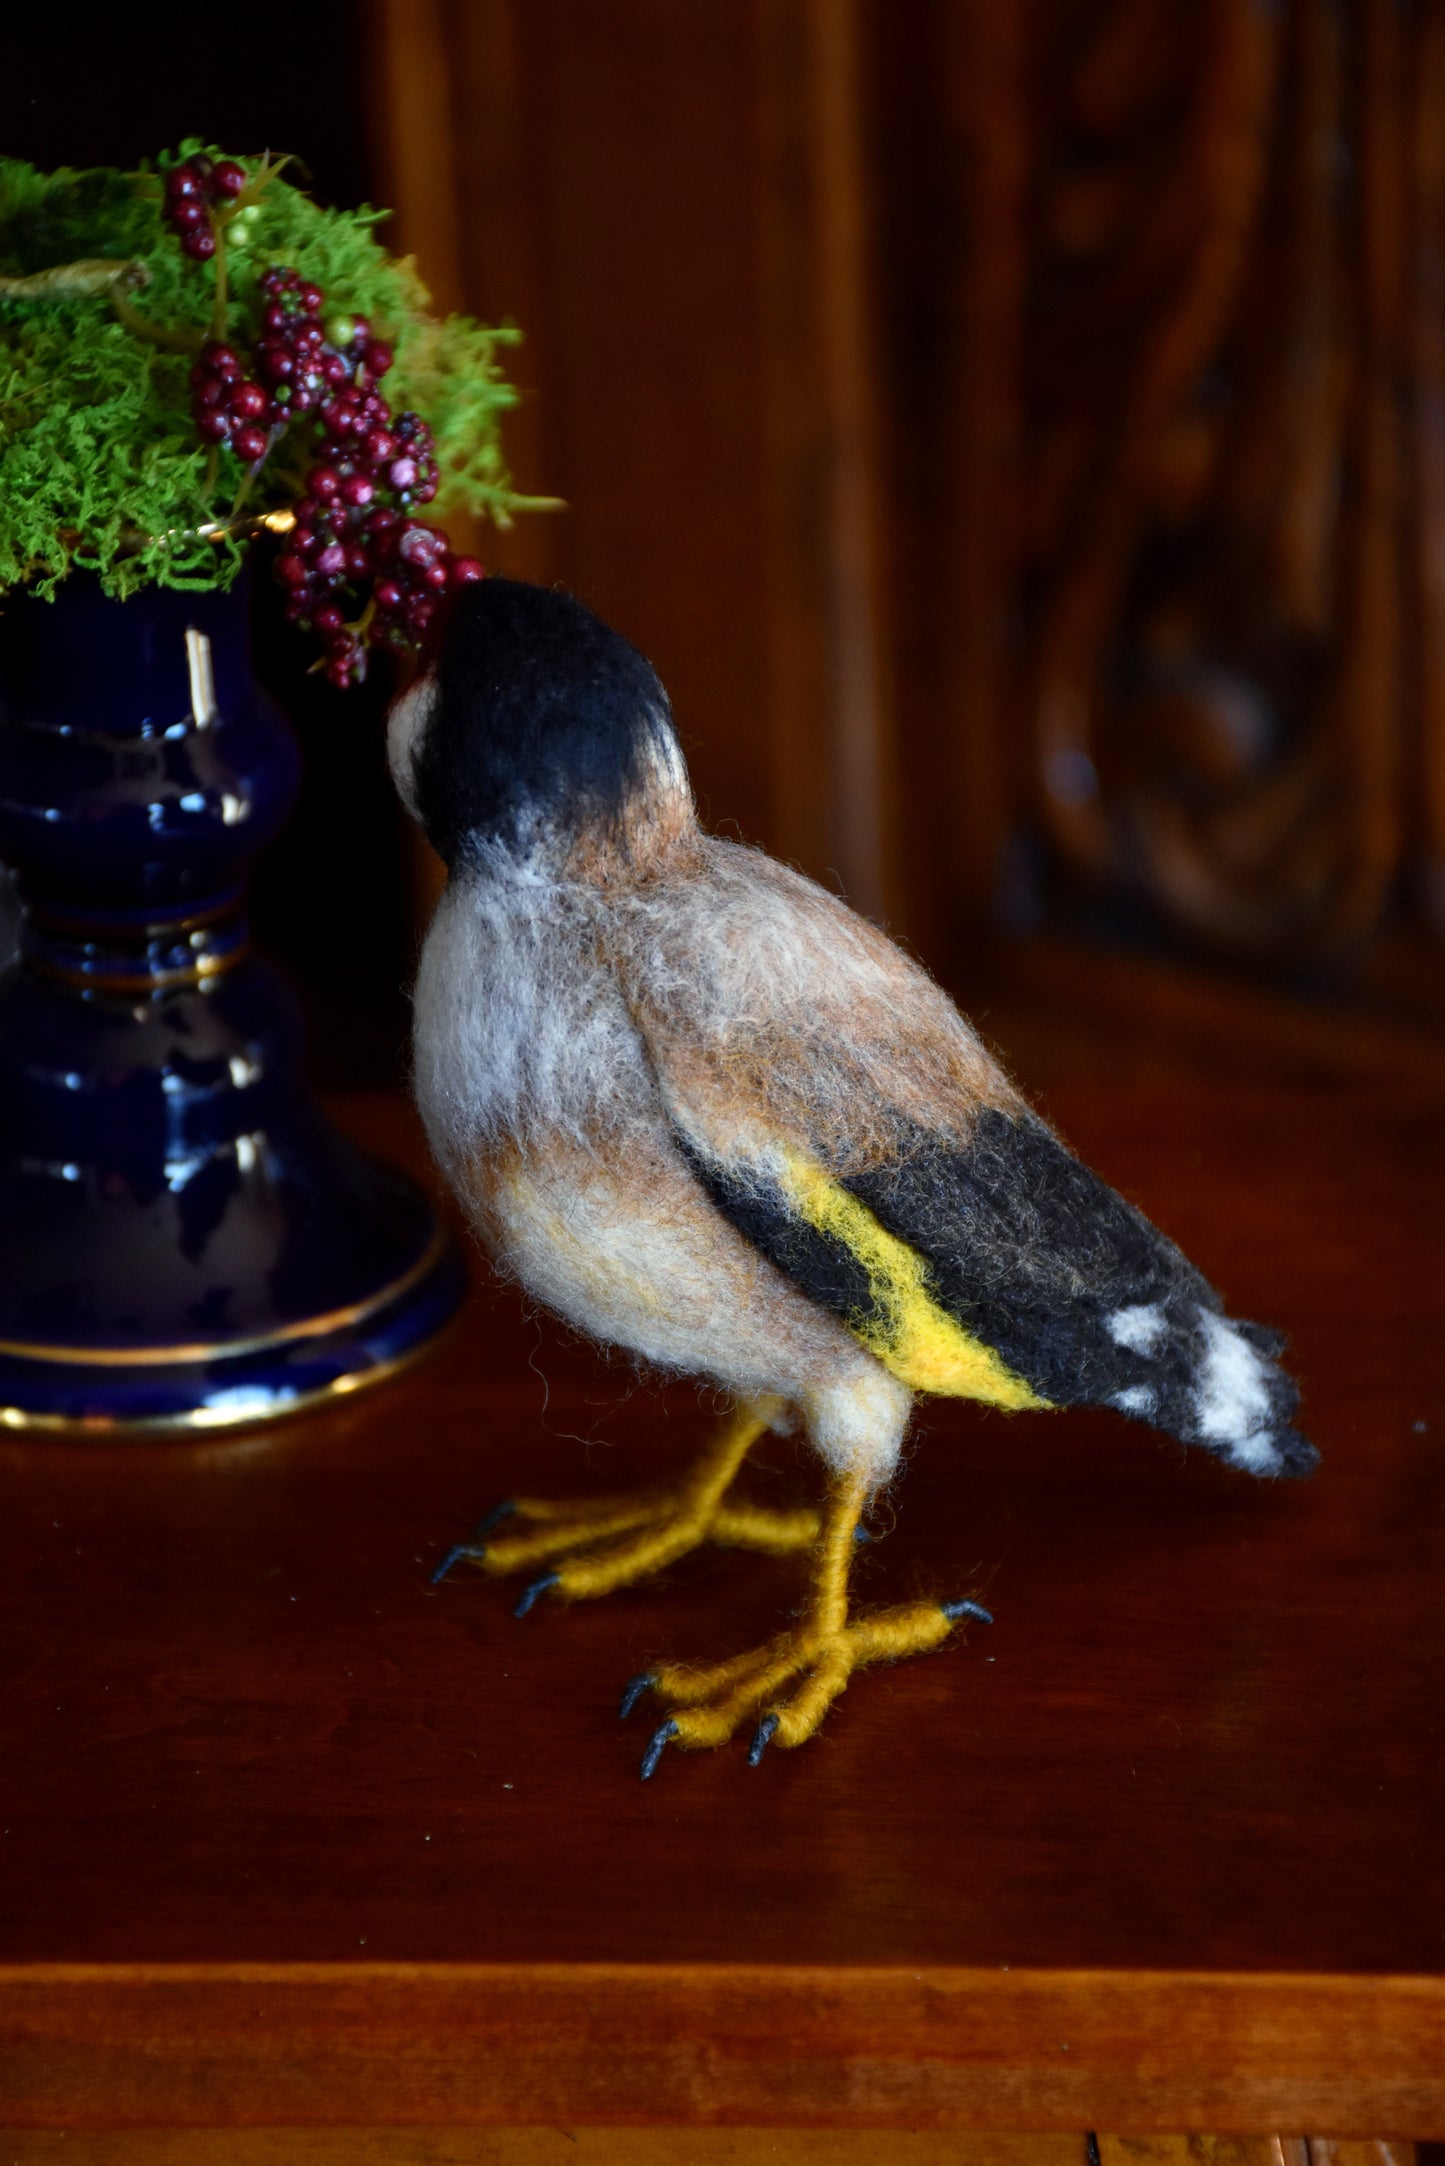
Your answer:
[209,220,229,343]
[227,426,284,518]
[109,287,204,354]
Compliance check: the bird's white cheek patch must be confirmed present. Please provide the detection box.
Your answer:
[386,673,436,820]
[1108,1302,1166,1354]
[640,716,690,802]
[1193,1308,1273,1444]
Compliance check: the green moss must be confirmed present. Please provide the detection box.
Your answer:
[0,146,531,599]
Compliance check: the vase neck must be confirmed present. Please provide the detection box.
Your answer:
[0,571,299,918]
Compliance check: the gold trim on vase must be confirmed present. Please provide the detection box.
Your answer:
[24,941,251,995]
[0,1326,453,1439]
[0,1222,451,1367]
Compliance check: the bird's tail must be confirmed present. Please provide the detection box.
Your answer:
[1104,1298,1318,1479]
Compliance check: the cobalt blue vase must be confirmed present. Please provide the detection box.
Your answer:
[0,571,466,1433]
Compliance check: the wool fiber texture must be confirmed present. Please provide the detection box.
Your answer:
[392,578,1317,1491]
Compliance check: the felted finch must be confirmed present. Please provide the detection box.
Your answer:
[389,577,1316,1777]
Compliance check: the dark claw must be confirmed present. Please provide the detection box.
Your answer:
[640,1719,678,1780]
[748,1712,780,1766]
[431,1500,517,1585]
[430,1542,475,1586]
[513,1571,559,1619]
[618,1672,657,1721]
[941,1598,994,1625]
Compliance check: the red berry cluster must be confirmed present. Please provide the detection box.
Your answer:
[252,266,336,421]
[278,489,482,690]
[189,341,273,464]
[260,270,483,686]
[164,150,486,688]
[162,153,247,261]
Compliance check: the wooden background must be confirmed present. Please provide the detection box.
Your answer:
[364,0,1445,1030]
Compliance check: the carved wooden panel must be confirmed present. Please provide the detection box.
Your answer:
[368,0,1445,973]
[1008,0,1442,958]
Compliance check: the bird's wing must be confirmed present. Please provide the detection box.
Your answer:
[611,841,1308,1469]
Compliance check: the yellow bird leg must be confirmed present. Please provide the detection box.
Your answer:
[634,1465,984,1773]
[433,1395,818,1608]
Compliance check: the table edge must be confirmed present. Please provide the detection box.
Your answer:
[1,1963,1442,2134]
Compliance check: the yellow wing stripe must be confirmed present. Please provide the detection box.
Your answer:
[776,1148,1051,1410]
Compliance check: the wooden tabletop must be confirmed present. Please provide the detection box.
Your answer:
[2,960,1442,2137]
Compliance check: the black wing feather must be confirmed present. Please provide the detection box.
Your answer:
[843,1107,1224,1422]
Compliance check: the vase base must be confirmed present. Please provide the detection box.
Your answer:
[0,1213,467,1438]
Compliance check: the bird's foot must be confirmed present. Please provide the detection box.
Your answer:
[456,1487,820,1601]
[430,1398,816,1604]
[626,1595,992,1775]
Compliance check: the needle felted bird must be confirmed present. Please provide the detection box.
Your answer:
[388,576,1317,1777]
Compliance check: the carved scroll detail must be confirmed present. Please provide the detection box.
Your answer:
[1021,0,1431,958]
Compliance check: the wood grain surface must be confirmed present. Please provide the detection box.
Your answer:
[1,987,1441,2132]
[0,2135,1088,2166]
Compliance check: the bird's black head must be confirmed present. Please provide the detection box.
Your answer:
[390,576,687,872]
